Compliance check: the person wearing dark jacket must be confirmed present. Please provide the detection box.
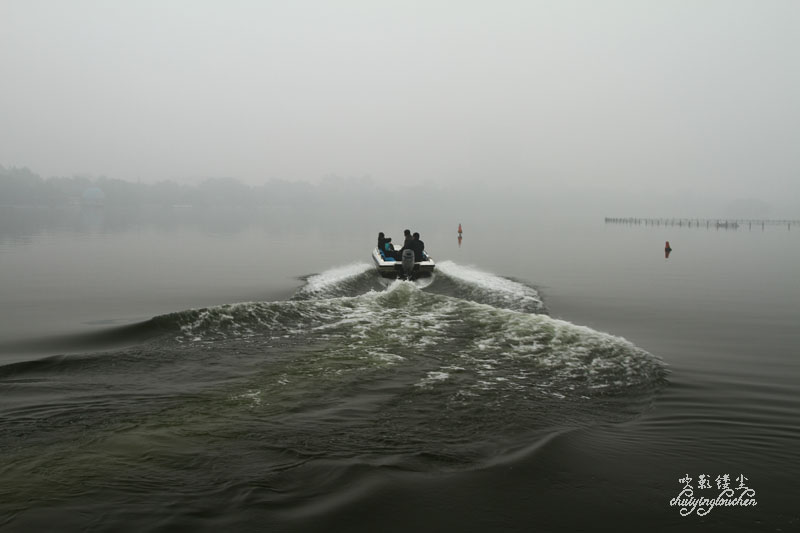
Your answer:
[399,229,413,257]
[411,232,425,262]
[400,229,413,250]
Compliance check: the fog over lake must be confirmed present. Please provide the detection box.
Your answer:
[1,2,799,532]
[2,1,799,215]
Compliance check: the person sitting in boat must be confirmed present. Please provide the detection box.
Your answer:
[378,232,397,260]
[401,229,413,250]
[399,229,414,256]
[384,237,397,259]
[411,232,425,262]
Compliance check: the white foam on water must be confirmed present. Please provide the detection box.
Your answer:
[415,371,450,388]
[447,305,663,394]
[368,350,406,364]
[301,263,373,295]
[436,261,544,311]
[383,279,408,292]
[164,266,662,400]
[231,389,262,407]
[413,275,435,289]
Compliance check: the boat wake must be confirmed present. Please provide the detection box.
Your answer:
[0,262,667,519]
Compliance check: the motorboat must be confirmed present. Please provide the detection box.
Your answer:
[372,243,435,279]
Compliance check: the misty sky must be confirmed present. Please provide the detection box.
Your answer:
[1,0,798,206]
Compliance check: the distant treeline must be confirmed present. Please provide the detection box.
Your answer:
[0,165,420,209]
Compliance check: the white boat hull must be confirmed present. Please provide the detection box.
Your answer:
[372,245,435,278]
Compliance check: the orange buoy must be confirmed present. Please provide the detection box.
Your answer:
[458,223,463,234]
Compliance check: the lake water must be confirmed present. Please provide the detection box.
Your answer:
[1,207,798,532]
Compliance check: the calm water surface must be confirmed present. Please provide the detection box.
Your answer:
[1,207,798,532]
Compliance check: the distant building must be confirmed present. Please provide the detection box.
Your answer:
[81,187,106,207]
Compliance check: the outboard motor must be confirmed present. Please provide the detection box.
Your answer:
[401,248,415,280]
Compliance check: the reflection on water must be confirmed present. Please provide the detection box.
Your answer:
[0,205,326,243]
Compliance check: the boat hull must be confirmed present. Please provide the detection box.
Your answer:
[372,246,435,278]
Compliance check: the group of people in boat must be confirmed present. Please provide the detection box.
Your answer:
[377,229,426,262]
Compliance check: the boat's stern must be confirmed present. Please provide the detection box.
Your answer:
[372,246,435,278]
